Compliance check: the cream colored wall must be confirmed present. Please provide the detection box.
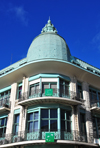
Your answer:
[5,75,93,141]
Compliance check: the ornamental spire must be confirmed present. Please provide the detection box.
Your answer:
[41,18,57,33]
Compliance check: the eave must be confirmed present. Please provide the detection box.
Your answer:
[0,59,100,89]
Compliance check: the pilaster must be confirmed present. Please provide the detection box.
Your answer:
[20,77,28,132]
[70,76,77,93]
[70,77,79,131]
[82,82,93,141]
[6,83,17,134]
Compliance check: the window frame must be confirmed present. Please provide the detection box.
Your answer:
[17,83,22,99]
[80,113,86,134]
[60,79,70,97]
[29,83,40,98]
[0,117,7,138]
[61,109,72,132]
[41,108,58,132]
[77,82,83,99]
[93,116,100,138]
[27,111,39,133]
[13,114,20,135]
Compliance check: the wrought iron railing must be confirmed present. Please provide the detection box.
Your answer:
[18,89,83,102]
[0,130,94,145]
[90,99,100,108]
[0,95,10,108]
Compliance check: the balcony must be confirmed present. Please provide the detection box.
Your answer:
[90,100,100,113]
[0,130,95,147]
[18,89,84,106]
[0,95,10,113]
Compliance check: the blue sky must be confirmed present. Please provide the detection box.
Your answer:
[0,0,100,70]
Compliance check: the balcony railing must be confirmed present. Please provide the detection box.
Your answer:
[90,99,100,108]
[0,94,10,108]
[18,89,83,103]
[0,130,94,145]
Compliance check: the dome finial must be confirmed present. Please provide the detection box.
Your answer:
[49,16,50,20]
[48,17,51,24]
[48,16,51,23]
[41,18,57,33]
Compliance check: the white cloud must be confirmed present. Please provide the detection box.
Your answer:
[0,2,28,26]
[92,32,100,51]
[7,5,28,26]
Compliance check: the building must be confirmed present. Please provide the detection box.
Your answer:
[0,19,99,148]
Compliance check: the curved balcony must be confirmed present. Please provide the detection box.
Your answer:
[0,95,10,113]
[0,130,96,147]
[17,89,84,106]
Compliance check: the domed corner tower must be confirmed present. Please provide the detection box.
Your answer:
[27,19,71,63]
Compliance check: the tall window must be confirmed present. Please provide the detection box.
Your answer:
[61,109,72,132]
[17,84,22,99]
[80,113,86,134]
[0,90,11,106]
[89,89,97,101]
[27,111,39,132]
[14,114,20,135]
[77,82,83,99]
[41,109,57,131]
[0,90,11,98]
[89,88,100,107]
[0,117,7,138]
[42,82,57,96]
[93,117,100,138]
[29,83,39,97]
[60,79,69,97]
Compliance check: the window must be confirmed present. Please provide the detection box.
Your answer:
[17,84,22,99]
[80,113,86,134]
[93,117,100,138]
[0,117,7,138]
[93,117,97,138]
[42,82,57,96]
[61,109,72,132]
[41,109,57,131]
[13,114,20,135]
[89,89,97,101]
[60,79,69,97]
[0,90,11,107]
[0,90,11,99]
[89,88,100,107]
[77,82,83,99]
[27,111,39,132]
[29,83,39,98]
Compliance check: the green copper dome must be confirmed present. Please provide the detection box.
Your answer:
[27,19,71,62]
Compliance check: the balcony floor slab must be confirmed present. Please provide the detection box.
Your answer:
[17,97,83,107]
[0,139,98,148]
[0,107,10,113]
